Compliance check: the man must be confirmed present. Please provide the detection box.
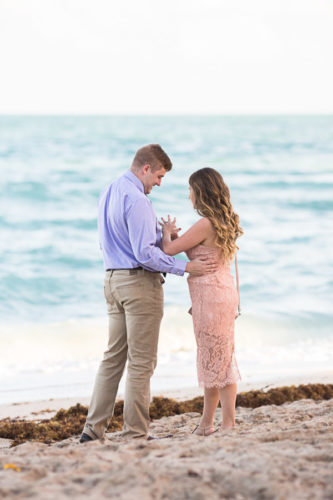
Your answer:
[80,144,217,442]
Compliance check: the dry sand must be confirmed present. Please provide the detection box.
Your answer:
[0,397,332,499]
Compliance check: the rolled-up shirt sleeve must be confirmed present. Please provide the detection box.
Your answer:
[127,197,187,276]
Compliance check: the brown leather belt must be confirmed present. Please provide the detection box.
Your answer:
[106,267,143,275]
[106,267,165,277]
[106,267,143,272]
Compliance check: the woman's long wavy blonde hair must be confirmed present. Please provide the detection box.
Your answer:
[189,167,243,259]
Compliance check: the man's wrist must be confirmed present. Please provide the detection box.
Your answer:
[172,259,187,276]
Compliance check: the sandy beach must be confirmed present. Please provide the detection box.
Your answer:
[1,382,332,499]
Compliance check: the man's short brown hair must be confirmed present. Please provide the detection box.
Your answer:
[132,144,172,172]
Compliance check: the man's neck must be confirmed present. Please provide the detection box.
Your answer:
[130,167,141,180]
[129,168,146,193]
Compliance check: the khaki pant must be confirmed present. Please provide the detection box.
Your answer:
[83,269,164,439]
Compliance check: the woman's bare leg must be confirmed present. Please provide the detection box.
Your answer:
[218,383,237,430]
[199,387,219,428]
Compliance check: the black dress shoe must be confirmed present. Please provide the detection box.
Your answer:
[79,432,94,443]
[147,434,173,440]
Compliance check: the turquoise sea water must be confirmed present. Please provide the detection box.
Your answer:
[1,115,332,403]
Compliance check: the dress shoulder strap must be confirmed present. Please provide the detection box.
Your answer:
[235,253,241,317]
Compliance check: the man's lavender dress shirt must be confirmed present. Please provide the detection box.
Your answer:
[98,170,187,276]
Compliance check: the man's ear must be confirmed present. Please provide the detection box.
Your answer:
[142,164,151,175]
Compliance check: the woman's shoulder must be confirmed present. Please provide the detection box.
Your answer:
[194,217,214,230]
[195,217,216,239]
[187,217,214,242]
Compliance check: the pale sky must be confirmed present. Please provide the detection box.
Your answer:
[0,0,332,114]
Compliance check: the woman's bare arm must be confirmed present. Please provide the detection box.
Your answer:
[161,217,213,256]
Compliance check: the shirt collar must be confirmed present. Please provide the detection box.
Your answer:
[124,170,145,193]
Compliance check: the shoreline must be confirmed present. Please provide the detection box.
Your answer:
[1,372,332,421]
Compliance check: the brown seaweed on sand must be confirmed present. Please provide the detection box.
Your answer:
[1,383,332,447]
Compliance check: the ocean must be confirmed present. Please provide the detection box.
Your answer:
[1,115,332,404]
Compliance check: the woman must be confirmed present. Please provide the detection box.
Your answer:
[160,167,243,435]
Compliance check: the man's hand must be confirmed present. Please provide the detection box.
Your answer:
[185,257,218,276]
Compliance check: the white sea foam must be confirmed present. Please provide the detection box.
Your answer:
[1,306,332,404]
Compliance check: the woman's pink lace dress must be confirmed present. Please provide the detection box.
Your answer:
[187,244,241,388]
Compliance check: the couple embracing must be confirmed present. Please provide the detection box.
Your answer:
[80,144,243,442]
